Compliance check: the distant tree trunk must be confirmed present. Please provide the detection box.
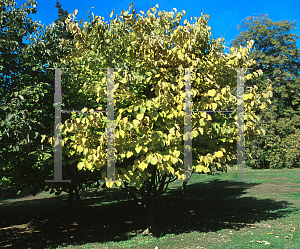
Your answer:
[68,181,81,210]
[181,168,194,195]
[182,181,187,195]
[75,182,82,202]
[68,183,74,210]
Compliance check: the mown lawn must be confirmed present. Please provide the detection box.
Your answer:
[0,167,299,248]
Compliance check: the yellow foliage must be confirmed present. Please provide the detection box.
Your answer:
[215,150,224,158]
[136,113,144,120]
[150,156,158,165]
[51,2,275,193]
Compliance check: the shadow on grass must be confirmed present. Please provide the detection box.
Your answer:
[0,179,295,248]
[0,187,44,201]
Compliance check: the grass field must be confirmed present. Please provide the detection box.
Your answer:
[0,166,300,248]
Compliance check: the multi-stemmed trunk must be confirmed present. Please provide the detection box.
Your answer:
[141,197,157,235]
[139,173,169,235]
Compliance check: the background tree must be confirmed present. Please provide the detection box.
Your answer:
[230,14,300,169]
[41,3,273,235]
[0,0,93,207]
[0,0,46,188]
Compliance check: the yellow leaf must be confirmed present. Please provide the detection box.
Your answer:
[106,181,114,188]
[166,166,175,174]
[199,127,204,135]
[135,145,142,153]
[83,148,89,156]
[41,135,46,143]
[163,155,171,161]
[178,51,184,60]
[85,162,93,170]
[139,161,148,171]
[77,162,85,170]
[245,93,253,100]
[191,130,198,138]
[170,157,178,164]
[208,89,216,97]
[137,113,144,120]
[77,145,83,153]
[120,130,125,138]
[196,165,205,172]
[221,87,227,94]
[115,181,122,187]
[129,3,134,11]
[169,127,175,135]
[133,119,139,127]
[215,150,224,158]
[150,156,158,165]
[48,137,54,146]
[177,105,182,111]
[173,150,180,157]
[211,103,217,110]
[203,156,209,166]
[116,114,122,124]
[127,151,133,158]
[110,9,115,18]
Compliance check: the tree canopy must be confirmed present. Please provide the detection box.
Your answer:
[230,14,300,169]
[0,0,79,196]
[40,3,274,234]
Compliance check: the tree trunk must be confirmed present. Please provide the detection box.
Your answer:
[139,172,168,235]
[182,181,187,195]
[75,186,81,202]
[68,183,74,211]
[182,168,194,195]
[142,200,156,235]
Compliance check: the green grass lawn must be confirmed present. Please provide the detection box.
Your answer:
[1,167,300,248]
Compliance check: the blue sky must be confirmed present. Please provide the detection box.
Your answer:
[1,0,300,104]
[13,0,299,52]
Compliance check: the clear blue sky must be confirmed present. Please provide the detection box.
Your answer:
[14,0,299,51]
[1,0,300,104]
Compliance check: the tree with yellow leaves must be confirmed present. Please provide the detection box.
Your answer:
[41,3,273,235]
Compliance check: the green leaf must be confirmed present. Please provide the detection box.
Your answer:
[6,114,13,121]
[151,68,157,74]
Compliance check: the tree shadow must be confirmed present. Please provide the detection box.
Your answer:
[0,179,295,248]
[153,179,294,237]
[0,187,44,201]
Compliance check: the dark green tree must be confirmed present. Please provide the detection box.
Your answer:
[0,0,72,197]
[0,0,45,188]
[0,0,105,210]
[230,14,300,169]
